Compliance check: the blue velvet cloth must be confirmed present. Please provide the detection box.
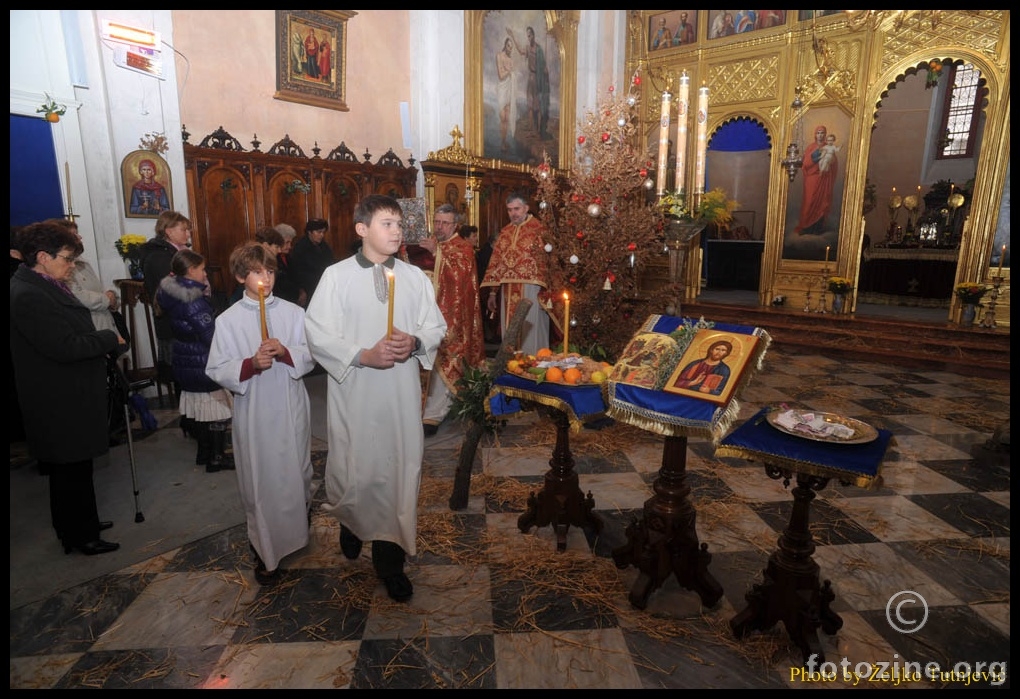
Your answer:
[487,373,606,431]
[604,316,769,435]
[716,407,893,488]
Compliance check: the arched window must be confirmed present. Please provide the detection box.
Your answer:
[937,64,982,159]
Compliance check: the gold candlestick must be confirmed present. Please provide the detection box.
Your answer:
[816,266,829,313]
[979,276,1004,329]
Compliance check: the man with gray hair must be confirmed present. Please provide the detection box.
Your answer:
[418,204,485,437]
[481,192,551,355]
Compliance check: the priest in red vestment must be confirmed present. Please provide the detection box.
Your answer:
[481,192,552,356]
[421,204,486,435]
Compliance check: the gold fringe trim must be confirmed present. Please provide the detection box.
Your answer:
[606,329,773,445]
[485,386,595,433]
[714,444,884,490]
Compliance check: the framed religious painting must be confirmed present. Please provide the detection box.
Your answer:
[465,10,579,170]
[121,150,173,219]
[647,10,699,52]
[706,10,786,39]
[781,105,851,261]
[274,10,357,112]
[663,328,760,406]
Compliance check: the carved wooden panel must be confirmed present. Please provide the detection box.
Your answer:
[194,165,254,293]
[184,128,418,294]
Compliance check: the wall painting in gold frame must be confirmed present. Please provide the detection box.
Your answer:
[465,10,579,171]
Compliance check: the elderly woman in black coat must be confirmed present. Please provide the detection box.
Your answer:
[10,220,127,556]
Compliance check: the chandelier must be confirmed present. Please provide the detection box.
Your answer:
[844,10,944,32]
[780,87,805,182]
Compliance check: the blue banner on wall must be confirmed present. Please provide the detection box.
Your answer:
[10,114,65,229]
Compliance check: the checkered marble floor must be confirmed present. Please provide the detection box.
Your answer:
[9,346,1010,689]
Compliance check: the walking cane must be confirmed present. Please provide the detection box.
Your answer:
[123,402,146,523]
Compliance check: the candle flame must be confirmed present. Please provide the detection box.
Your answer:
[562,291,569,301]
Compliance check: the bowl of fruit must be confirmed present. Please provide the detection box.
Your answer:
[505,348,610,385]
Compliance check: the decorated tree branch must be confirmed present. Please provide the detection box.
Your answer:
[532,74,679,361]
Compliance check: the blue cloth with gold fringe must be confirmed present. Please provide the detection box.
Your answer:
[716,407,892,489]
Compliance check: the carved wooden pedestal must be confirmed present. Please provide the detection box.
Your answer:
[517,407,604,552]
[611,435,723,610]
[729,468,843,665]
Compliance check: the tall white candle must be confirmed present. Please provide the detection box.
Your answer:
[64,161,73,213]
[675,72,690,195]
[656,91,671,196]
[695,85,709,195]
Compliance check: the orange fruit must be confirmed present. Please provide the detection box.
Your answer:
[563,367,582,384]
[545,366,564,383]
[536,347,553,359]
[45,113,60,123]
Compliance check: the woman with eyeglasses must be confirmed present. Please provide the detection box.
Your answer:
[10,220,127,556]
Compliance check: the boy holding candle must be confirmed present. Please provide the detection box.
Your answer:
[206,242,316,585]
[305,194,446,603]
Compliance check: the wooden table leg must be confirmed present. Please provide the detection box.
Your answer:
[730,469,843,665]
[517,407,603,551]
[611,435,723,610]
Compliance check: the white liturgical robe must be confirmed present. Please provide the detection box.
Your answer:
[304,255,446,555]
[206,293,315,571]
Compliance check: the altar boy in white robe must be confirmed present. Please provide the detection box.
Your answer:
[305,194,446,603]
[206,242,316,585]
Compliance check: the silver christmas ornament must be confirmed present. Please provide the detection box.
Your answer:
[587,203,601,217]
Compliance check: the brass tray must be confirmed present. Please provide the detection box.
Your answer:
[766,409,878,445]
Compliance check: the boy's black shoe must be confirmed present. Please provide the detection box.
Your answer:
[382,573,413,602]
[339,525,363,560]
[423,423,439,437]
[254,562,280,586]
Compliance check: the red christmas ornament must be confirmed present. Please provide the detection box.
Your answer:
[607,273,616,283]
[576,231,584,239]
[569,276,577,284]
[627,242,637,251]
[601,133,610,142]
[609,85,616,92]
[577,135,586,144]
[594,196,602,204]
[639,168,648,178]
[633,76,641,86]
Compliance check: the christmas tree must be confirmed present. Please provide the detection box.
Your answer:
[533,74,678,361]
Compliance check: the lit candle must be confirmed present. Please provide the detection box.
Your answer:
[824,246,830,263]
[998,244,1006,274]
[695,84,709,195]
[386,270,395,338]
[656,90,671,196]
[675,72,690,195]
[562,291,570,352]
[257,281,268,340]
